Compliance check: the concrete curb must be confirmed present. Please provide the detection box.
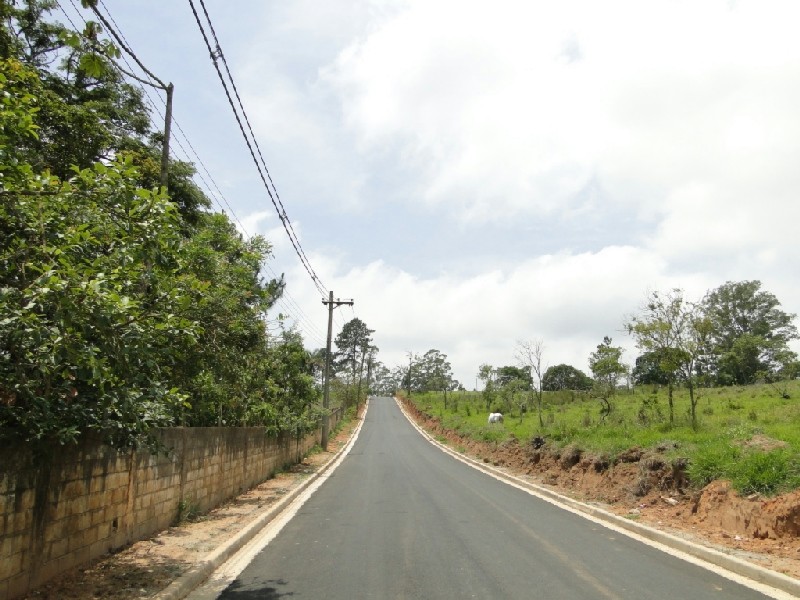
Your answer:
[153,402,368,600]
[396,397,800,599]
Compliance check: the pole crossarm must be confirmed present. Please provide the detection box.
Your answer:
[322,298,354,308]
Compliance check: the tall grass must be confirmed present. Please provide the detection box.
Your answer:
[406,380,800,495]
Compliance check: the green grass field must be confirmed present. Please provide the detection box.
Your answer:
[405,380,800,496]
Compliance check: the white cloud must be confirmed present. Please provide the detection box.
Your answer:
[321,0,800,235]
[214,0,800,376]
[276,245,725,387]
[236,209,274,238]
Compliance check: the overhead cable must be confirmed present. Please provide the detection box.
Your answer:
[192,0,321,297]
[187,0,328,297]
[85,0,167,89]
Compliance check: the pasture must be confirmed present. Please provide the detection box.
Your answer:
[404,380,800,495]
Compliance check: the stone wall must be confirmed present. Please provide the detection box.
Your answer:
[0,410,341,600]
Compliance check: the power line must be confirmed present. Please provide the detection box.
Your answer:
[192,0,320,296]
[266,277,328,343]
[56,0,79,31]
[96,1,237,222]
[187,0,328,297]
[57,0,329,348]
[86,1,166,90]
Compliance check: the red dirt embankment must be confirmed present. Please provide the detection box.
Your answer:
[402,400,800,579]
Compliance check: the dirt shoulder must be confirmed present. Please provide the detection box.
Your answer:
[22,410,363,600]
[402,400,800,581]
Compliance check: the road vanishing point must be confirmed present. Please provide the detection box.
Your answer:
[192,397,793,600]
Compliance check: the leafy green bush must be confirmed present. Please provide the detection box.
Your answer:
[730,451,800,496]
[686,445,739,488]
[476,426,506,443]
[0,55,318,449]
[1,152,198,448]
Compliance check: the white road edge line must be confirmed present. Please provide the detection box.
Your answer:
[186,401,370,600]
[395,397,800,600]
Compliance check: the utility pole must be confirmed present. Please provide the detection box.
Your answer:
[406,351,414,399]
[321,291,354,450]
[365,349,375,398]
[160,83,174,191]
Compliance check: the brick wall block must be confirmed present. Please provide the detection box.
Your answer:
[62,480,86,500]
[87,492,106,512]
[4,535,25,568]
[48,538,69,561]
[65,496,88,517]
[44,521,64,544]
[109,486,128,506]
[18,489,35,512]
[6,572,27,600]
[89,508,105,527]
[96,521,112,540]
[0,551,22,580]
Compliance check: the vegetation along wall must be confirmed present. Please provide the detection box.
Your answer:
[0,413,341,600]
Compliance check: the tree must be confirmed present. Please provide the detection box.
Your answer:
[632,350,673,386]
[257,329,322,436]
[516,340,546,426]
[0,55,205,448]
[499,378,528,421]
[170,212,283,426]
[3,2,210,227]
[0,144,199,447]
[626,289,712,427]
[0,8,326,449]
[625,289,693,424]
[333,318,375,408]
[588,337,628,421]
[494,364,531,421]
[495,365,531,388]
[542,364,593,392]
[477,363,496,411]
[3,1,151,179]
[369,361,396,396]
[415,349,455,405]
[701,281,798,385]
[308,348,328,388]
[393,363,410,396]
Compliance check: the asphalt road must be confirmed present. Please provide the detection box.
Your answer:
[215,397,778,599]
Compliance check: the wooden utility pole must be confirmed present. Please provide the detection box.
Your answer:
[160,83,174,191]
[406,351,414,399]
[365,351,375,397]
[321,291,354,450]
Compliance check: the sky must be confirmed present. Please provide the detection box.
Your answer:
[61,0,800,388]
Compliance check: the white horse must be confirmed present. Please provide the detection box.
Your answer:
[487,412,504,424]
